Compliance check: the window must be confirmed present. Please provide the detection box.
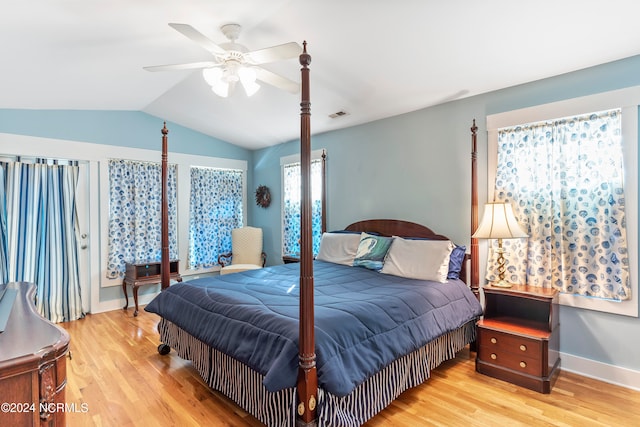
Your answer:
[188,166,243,269]
[493,109,629,299]
[281,150,325,257]
[487,87,639,316]
[106,159,178,278]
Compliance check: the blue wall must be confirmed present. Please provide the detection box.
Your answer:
[251,55,640,373]
[1,55,639,378]
[0,109,250,159]
[0,110,254,308]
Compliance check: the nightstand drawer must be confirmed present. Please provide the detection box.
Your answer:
[478,328,543,356]
[478,328,544,377]
[478,344,542,377]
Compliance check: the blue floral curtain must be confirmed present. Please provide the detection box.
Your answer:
[188,166,243,269]
[0,160,84,322]
[107,159,178,278]
[492,108,630,301]
[283,159,322,257]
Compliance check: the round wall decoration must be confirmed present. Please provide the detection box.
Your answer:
[255,185,272,208]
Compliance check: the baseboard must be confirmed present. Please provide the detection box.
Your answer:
[92,292,160,315]
[92,275,211,315]
[561,352,640,391]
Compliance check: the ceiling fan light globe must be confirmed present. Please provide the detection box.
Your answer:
[238,66,256,82]
[239,66,260,97]
[242,80,260,97]
[211,81,229,97]
[202,68,223,86]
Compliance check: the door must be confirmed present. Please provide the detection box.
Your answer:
[75,162,91,313]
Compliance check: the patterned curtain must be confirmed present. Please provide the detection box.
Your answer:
[491,108,630,300]
[188,166,243,269]
[282,159,323,257]
[107,159,178,278]
[1,160,84,322]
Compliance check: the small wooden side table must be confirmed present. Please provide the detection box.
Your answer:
[122,260,182,316]
[282,255,300,264]
[476,283,560,393]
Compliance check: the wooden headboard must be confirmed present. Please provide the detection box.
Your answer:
[345,219,449,239]
[345,219,469,285]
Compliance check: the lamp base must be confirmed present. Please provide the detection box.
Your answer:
[490,280,513,288]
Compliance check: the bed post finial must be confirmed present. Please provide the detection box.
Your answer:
[300,41,311,67]
[297,41,318,427]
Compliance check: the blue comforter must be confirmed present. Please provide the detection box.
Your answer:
[145,261,482,397]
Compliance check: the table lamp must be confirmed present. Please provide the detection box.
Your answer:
[472,202,528,288]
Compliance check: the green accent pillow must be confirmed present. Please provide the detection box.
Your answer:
[353,233,393,271]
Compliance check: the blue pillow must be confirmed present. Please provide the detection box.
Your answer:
[447,245,466,279]
[353,233,393,271]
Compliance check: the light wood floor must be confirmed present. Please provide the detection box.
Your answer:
[60,308,640,427]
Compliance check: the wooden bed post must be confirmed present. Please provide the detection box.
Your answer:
[161,122,170,290]
[321,149,327,234]
[296,41,318,427]
[470,119,479,300]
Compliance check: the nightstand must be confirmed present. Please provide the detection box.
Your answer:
[476,284,560,393]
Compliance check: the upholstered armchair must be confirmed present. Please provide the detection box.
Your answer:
[217,226,267,275]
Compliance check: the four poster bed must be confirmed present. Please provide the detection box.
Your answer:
[145,43,483,427]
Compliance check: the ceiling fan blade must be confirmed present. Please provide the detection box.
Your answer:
[255,68,300,94]
[245,42,302,65]
[143,61,217,72]
[168,23,227,56]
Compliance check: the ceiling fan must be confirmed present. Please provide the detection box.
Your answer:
[144,23,302,97]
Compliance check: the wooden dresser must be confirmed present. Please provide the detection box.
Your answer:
[476,284,560,393]
[0,282,70,426]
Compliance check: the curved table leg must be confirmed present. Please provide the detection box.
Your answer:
[122,279,129,310]
[133,284,140,317]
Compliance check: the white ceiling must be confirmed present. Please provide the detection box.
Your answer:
[2,1,640,150]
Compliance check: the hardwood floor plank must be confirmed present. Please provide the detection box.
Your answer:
[60,308,640,426]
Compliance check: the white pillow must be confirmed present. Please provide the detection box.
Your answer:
[315,233,362,266]
[380,237,454,283]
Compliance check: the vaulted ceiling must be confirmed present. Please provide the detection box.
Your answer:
[2,1,639,149]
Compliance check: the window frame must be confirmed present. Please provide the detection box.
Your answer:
[280,149,326,258]
[100,149,247,286]
[486,87,639,317]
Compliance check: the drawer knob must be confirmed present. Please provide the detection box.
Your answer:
[520,361,527,368]
[490,337,497,344]
[490,353,497,360]
[519,344,527,352]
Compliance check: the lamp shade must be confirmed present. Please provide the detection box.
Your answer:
[472,202,528,239]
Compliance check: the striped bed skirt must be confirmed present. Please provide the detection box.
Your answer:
[158,319,477,427]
